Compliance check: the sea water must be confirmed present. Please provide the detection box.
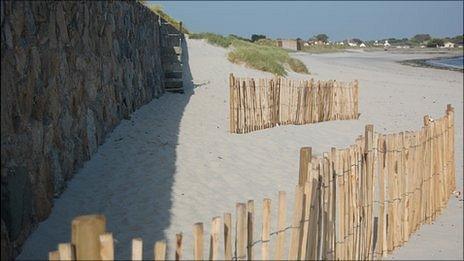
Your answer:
[426,56,464,69]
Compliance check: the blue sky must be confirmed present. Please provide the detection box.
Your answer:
[149,1,463,41]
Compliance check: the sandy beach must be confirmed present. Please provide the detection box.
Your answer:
[18,39,463,260]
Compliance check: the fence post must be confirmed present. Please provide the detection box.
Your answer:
[48,250,60,261]
[132,238,143,261]
[364,124,374,258]
[230,73,235,133]
[299,181,312,259]
[247,200,254,260]
[71,214,106,260]
[274,191,287,260]
[210,217,221,260]
[224,213,233,260]
[175,233,183,261]
[58,243,75,261]
[261,198,271,260]
[299,147,312,186]
[288,185,304,260]
[154,240,166,261]
[99,233,114,261]
[236,203,247,260]
[193,223,204,260]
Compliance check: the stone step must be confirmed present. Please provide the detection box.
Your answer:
[165,78,183,90]
[163,60,182,70]
[165,71,182,79]
[162,56,182,64]
[162,46,182,54]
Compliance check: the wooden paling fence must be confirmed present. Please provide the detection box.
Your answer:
[48,105,455,261]
[298,104,456,260]
[229,74,359,134]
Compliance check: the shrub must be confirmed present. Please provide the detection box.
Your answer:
[426,38,444,47]
[251,34,266,42]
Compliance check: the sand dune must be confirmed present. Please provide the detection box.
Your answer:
[18,39,463,260]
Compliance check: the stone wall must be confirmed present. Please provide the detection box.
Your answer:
[0,1,174,259]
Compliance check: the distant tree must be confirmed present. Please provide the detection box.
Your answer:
[411,34,431,43]
[426,38,444,47]
[450,34,464,44]
[315,34,329,43]
[351,38,363,45]
[229,34,252,42]
[251,34,266,42]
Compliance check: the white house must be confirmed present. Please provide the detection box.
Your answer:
[384,40,391,47]
[348,42,357,47]
[444,42,455,48]
[359,43,366,48]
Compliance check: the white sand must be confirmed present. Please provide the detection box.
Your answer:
[18,40,463,260]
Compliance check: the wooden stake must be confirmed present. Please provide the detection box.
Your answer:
[71,214,106,260]
[299,181,312,259]
[175,234,183,261]
[275,191,287,260]
[154,240,166,261]
[288,185,304,260]
[193,223,204,260]
[299,147,312,185]
[224,213,232,260]
[210,217,221,260]
[99,233,114,261]
[236,203,247,260]
[132,238,143,261]
[247,200,254,260]
[58,243,75,261]
[261,198,271,260]
[48,250,60,261]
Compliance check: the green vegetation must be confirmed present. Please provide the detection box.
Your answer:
[189,32,233,47]
[190,33,309,76]
[426,38,445,47]
[301,44,346,54]
[314,33,329,43]
[255,38,278,47]
[145,4,190,34]
[251,34,266,42]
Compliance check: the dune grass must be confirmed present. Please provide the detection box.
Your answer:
[147,5,190,34]
[189,32,233,48]
[301,45,347,54]
[190,32,309,76]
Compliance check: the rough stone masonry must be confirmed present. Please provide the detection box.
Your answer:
[0,1,179,259]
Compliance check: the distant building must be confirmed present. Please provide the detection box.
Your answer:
[359,43,366,48]
[348,42,357,47]
[444,42,455,48]
[277,39,302,51]
[384,40,391,47]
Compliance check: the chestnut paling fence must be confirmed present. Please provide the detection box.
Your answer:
[229,74,360,134]
[48,105,455,261]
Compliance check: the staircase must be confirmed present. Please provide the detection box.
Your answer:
[160,19,184,93]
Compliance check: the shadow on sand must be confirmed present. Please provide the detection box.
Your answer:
[18,39,195,259]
